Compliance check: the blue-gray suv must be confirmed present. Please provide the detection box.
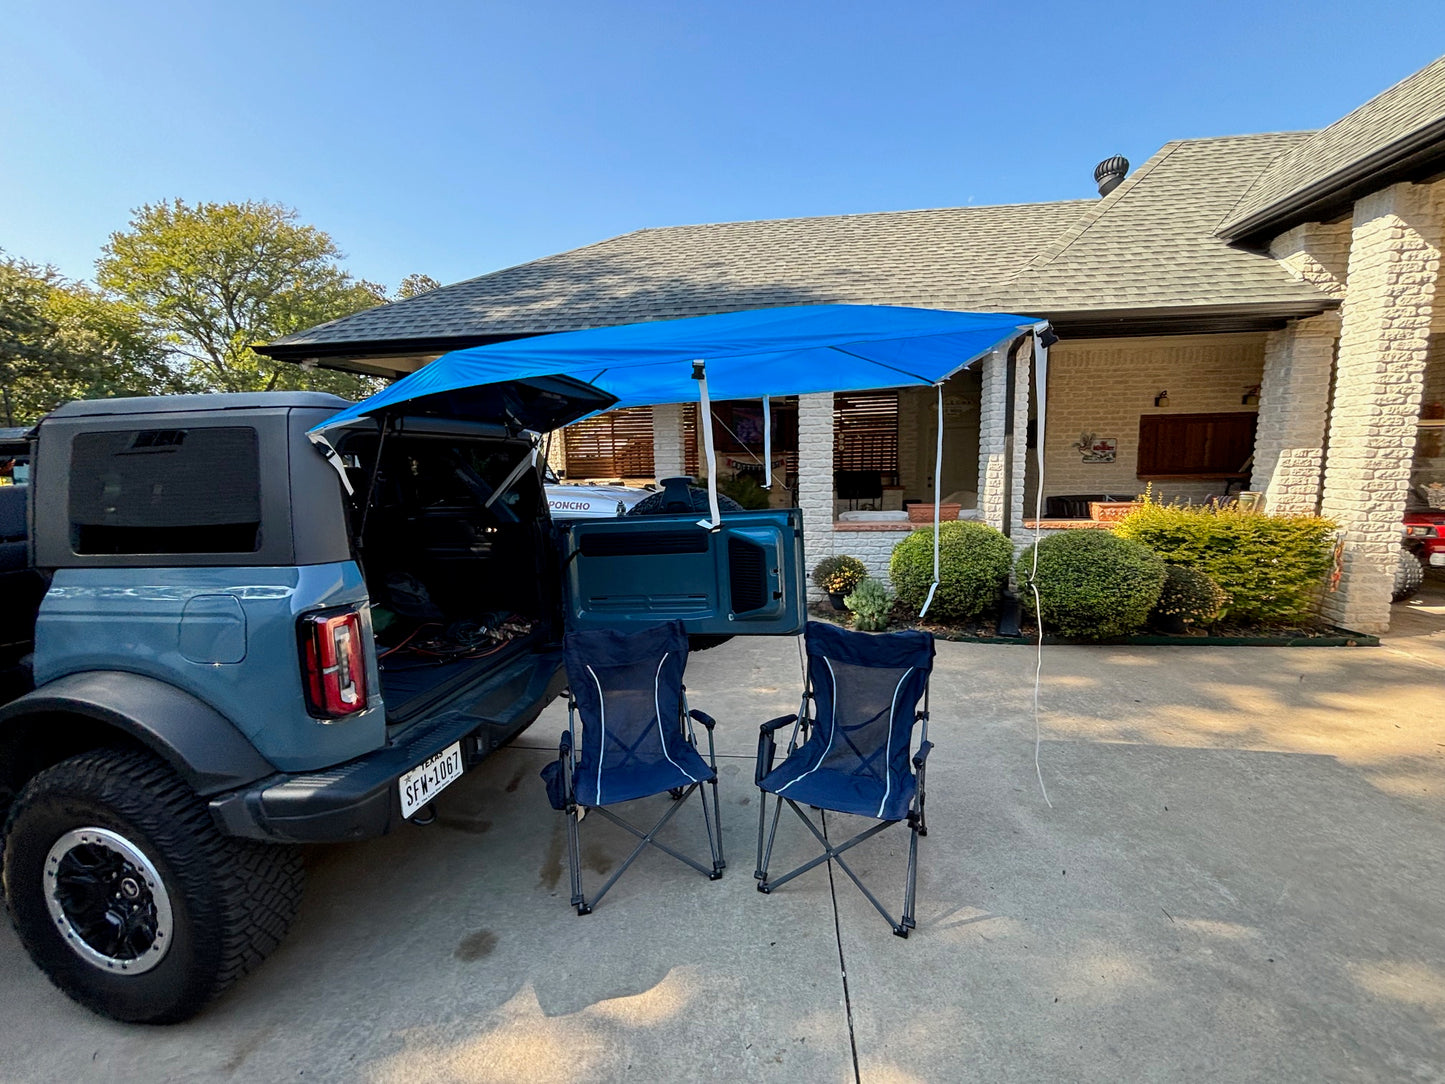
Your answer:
[0,388,805,1022]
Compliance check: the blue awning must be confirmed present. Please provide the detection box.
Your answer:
[310,304,1044,433]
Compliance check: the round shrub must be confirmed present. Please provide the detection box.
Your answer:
[889,521,1013,622]
[1152,564,1228,627]
[1015,531,1166,639]
[812,554,866,595]
[844,577,894,632]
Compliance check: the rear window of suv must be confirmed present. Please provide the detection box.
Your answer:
[69,427,262,554]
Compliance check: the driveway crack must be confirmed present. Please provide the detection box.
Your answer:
[823,811,862,1084]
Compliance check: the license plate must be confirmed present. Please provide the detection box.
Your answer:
[399,742,464,818]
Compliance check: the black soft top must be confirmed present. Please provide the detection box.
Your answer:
[45,392,351,420]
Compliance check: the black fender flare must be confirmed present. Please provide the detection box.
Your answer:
[0,671,275,797]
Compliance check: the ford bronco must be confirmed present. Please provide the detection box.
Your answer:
[0,386,804,1022]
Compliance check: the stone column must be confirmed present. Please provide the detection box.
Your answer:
[544,429,568,476]
[650,403,688,479]
[1249,312,1340,514]
[798,392,835,596]
[1319,180,1443,633]
[977,347,1008,530]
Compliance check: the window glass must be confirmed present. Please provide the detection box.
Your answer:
[70,427,262,554]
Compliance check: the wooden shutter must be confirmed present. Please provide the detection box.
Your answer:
[834,392,899,475]
[1137,412,1257,479]
[564,406,655,478]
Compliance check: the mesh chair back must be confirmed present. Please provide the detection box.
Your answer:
[564,621,707,806]
[774,622,933,819]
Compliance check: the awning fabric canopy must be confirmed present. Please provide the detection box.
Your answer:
[310,304,1043,432]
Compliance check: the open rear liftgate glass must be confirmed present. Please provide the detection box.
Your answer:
[559,510,806,636]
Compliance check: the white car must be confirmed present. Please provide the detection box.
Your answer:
[544,468,655,519]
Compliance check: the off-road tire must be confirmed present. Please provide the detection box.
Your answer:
[2,749,303,1024]
[1393,547,1426,603]
[625,487,745,517]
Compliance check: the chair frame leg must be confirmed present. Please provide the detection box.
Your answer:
[756,798,923,937]
[571,782,724,915]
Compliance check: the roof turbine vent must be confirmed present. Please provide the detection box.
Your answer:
[1093,155,1129,197]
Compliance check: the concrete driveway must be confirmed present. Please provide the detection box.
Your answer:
[2,633,1443,1083]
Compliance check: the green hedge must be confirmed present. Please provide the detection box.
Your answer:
[889,521,1012,622]
[1114,502,1335,625]
[1016,531,1166,639]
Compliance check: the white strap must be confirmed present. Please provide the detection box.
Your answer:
[695,360,722,531]
[918,383,944,618]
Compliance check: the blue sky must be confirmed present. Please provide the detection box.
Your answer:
[3,2,1443,291]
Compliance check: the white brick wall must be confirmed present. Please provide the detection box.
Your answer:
[977,347,1008,530]
[1043,333,1267,503]
[1250,312,1340,514]
[797,393,836,596]
[831,527,915,583]
[651,402,687,478]
[1269,220,1352,298]
[544,429,567,475]
[1320,179,1444,634]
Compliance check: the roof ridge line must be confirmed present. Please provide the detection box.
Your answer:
[1010,141,1185,279]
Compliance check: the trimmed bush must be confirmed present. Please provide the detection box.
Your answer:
[812,554,866,595]
[1114,500,1335,625]
[1153,564,1228,627]
[717,473,772,509]
[1015,531,1166,639]
[890,521,1013,622]
[845,577,894,632]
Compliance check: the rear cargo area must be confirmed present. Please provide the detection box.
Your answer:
[338,428,557,723]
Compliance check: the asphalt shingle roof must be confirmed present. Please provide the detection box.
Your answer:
[268,133,1340,359]
[1217,55,1445,239]
[267,200,1092,351]
[994,132,1330,314]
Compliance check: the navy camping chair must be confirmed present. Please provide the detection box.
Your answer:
[542,621,724,914]
[754,622,935,936]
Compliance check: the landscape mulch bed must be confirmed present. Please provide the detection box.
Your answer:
[806,602,1378,647]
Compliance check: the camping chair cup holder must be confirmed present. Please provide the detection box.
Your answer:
[753,622,936,938]
[543,622,725,916]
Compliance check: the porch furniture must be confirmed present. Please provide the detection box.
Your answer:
[836,470,884,510]
[542,621,724,915]
[754,622,935,937]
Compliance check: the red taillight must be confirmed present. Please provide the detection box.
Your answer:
[300,609,368,718]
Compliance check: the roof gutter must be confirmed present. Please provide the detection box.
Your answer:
[1218,116,1445,243]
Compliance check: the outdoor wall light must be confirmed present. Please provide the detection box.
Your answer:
[1242,385,1261,406]
[1154,390,1170,408]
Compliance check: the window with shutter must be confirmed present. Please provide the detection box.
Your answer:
[834,392,899,481]
[564,407,655,478]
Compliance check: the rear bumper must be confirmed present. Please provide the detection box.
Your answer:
[210,654,565,843]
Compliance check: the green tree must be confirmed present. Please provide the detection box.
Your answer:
[396,273,441,299]
[0,254,191,426]
[97,200,386,396]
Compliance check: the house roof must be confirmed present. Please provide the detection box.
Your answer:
[993,132,1332,328]
[1217,55,1445,240]
[264,133,1344,368]
[263,200,1091,364]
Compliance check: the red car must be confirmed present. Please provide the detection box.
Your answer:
[1405,508,1445,571]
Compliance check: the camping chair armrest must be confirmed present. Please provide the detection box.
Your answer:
[688,709,718,731]
[912,741,934,770]
[559,730,573,758]
[759,713,798,735]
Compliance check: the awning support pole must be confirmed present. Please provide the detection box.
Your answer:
[762,395,772,489]
[693,360,722,531]
[919,382,945,618]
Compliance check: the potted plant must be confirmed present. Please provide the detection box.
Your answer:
[812,555,867,610]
